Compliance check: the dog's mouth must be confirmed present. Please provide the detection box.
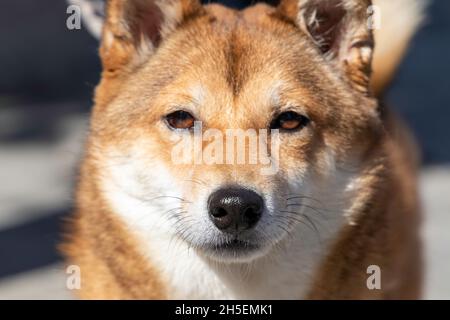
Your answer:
[196,236,267,262]
[208,238,259,252]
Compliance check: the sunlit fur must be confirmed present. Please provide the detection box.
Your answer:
[63,0,424,299]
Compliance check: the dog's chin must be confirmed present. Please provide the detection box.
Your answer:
[194,238,273,263]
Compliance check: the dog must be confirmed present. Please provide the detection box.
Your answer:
[63,0,425,299]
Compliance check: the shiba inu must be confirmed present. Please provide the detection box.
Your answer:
[63,0,425,299]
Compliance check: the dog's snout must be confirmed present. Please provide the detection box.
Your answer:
[208,188,263,233]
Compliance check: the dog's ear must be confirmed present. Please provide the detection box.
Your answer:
[100,0,202,75]
[278,0,374,94]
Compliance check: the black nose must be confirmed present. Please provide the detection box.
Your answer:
[208,188,264,234]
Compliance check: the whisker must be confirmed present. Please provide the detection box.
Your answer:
[285,195,323,203]
[184,178,208,187]
[301,214,322,244]
[145,195,192,203]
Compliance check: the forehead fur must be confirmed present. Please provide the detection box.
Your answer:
[158,3,328,97]
[107,2,367,111]
[92,2,380,162]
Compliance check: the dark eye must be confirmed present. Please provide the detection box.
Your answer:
[165,110,195,130]
[270,111,310,131]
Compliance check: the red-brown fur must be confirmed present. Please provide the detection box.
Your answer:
[63,0,423,299]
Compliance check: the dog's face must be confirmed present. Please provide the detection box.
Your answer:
[92,0,382,262]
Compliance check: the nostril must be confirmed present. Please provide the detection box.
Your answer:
[244,206,258,218]
[243,205,262,224]
[212,207,228,218]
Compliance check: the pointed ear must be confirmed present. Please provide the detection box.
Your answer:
[278,0,374,94]
[100,0,202,75]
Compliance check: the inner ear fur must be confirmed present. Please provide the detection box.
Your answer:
[278,0,375,94]
[94,0,203,107]
[100,0,203,76]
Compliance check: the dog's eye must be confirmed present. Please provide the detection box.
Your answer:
[165,110,195,130]
[270,111,310,131]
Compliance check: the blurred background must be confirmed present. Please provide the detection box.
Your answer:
[0,0,449,299]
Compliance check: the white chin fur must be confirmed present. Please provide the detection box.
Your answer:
[99,146,351,299]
